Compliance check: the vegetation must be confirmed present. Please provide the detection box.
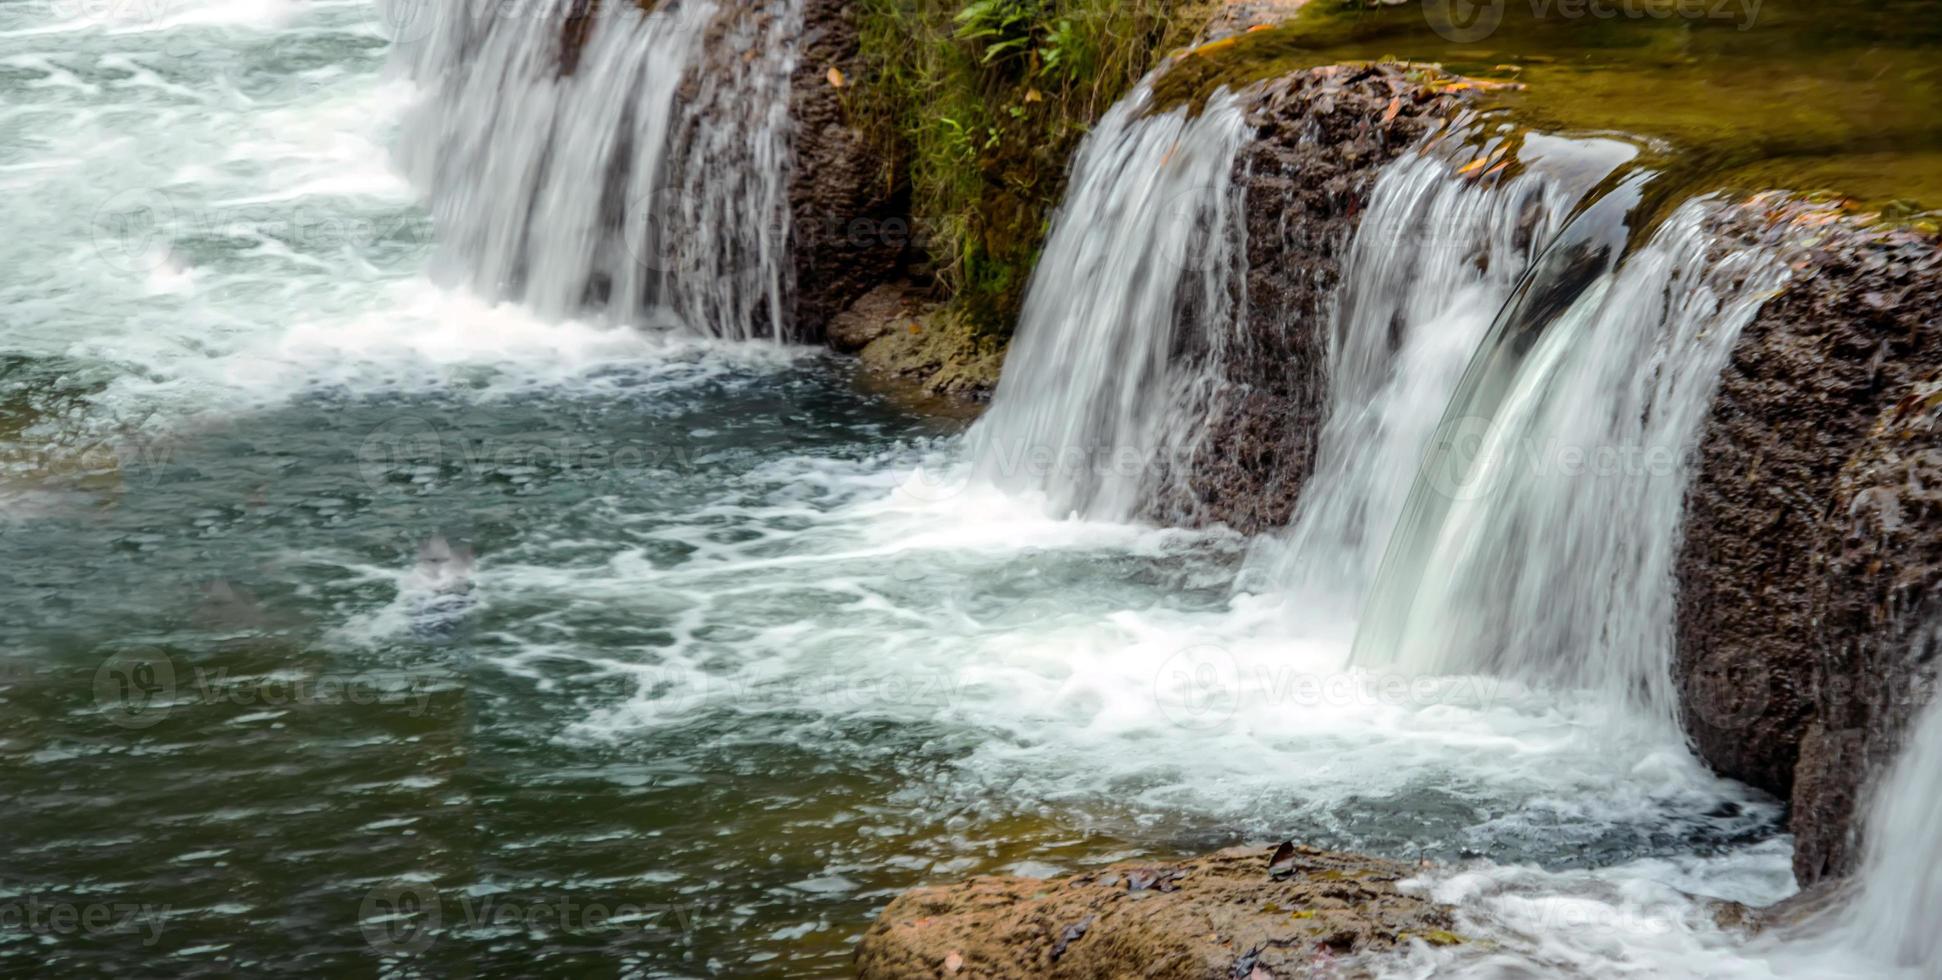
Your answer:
[847,0,1211,335]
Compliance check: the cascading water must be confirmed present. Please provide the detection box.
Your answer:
[1240,131,1634,614]
[967,83,1251,520]
[390,0,800,340]
[1350,190,1789,718]
[1835,688,1942,970]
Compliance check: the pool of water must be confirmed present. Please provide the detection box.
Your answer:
[0,0,1869,975]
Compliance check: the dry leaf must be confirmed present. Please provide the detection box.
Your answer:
[1380,96,1401,124]
[826,66,845,88]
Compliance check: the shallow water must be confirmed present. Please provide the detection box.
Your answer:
[0,0,1924,976]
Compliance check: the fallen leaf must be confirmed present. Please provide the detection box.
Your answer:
[1380,96,1401,124]
[826,66,845,88]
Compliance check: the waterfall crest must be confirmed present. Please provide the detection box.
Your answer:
[967,85,1252,521]
[1350,191,1788,717]
[1240,132,1634,613]
[390,0,801,340]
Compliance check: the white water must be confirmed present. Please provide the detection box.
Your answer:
[1352,198,1788,722]
[1835,684,1942,970]
[967,83,1251,521]
[392,0,800,340]
[3,0,1930,971]
[1242,131,1633,615]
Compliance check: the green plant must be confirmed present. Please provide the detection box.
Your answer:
[847,0,1211,336]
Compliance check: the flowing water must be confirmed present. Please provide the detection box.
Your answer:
[0,0,1933,975]
[968,81,1250,521]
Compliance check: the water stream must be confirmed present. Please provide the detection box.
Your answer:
[0,0,1932,974]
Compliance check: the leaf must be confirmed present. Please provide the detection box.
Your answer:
[1380,96,1401,124]
[825,66,845,88]
[1456,157,1487,176]
[944,951,963,974]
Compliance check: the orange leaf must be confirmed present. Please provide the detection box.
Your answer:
[826,67,845,88]
[1380,96,1401,124]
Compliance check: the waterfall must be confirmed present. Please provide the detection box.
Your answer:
[1240,132,1634,614]
[1838,679,1942,969]
[967,84,1251,520]
[1350,191,1789,716]
[389,0,801,341]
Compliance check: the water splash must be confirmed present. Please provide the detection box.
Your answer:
[1837,673,1942,970]
[1352,192,1789,719]
[967,84,1251,520]
[390,0,800,340]
[1240,132,1633,614]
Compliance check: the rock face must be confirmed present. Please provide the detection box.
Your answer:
[788,0,910,341]
[1147,65,1466,533]
[1676,199,1942,885]
[854,845,1458,980]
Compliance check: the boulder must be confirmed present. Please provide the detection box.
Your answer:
[1676,198,1942,884]
[855,844,1458,979]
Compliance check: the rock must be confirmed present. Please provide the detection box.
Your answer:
[1676,197,1942,885]
[787,0,909,341]
[1144,64,1469,532]
[1199,0,1316,41]
[832,283,1003,410]
[855,844,1458,979]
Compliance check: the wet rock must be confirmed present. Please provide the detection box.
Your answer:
[1199,0,1316,41]
[855,844,1457,979]
[1677,197,1942,885]
[830,283,1002,410]
[788,0,909,341]
[1146,64,1469,532]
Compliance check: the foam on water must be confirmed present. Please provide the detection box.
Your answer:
[6,0,1923,972]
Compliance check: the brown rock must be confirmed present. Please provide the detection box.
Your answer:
[1677,198,1942,884]
[1145,64,1469,532]
[855,844,1458,979]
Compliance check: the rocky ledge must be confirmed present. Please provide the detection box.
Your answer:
[1677,197,1942,886]
[854,844,1458,979]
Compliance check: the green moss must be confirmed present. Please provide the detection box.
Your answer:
[847,0,1212,336]
[1152,0,1942,211]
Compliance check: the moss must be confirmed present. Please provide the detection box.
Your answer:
[846,0,1212,336]
[1152,0,1942,211]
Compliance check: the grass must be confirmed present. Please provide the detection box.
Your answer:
[846,0,1212,336]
